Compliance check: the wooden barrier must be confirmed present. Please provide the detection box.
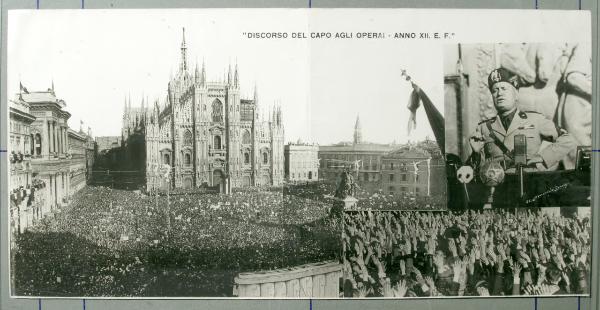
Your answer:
[233,260,342,298]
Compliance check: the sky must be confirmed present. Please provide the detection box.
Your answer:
[7,9,590,145]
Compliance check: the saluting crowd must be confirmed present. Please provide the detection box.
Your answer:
[343,209,591,297]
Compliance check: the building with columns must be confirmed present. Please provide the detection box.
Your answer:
[9,84,94,236]
[8,98,39,236]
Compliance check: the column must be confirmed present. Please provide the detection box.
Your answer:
[63,127,67,153]
[54,123,59,155]
[58,126,62,155]
[42,120,49,156]
[50,121,55,154]
[63,128,67,153]
[60,127,64,154]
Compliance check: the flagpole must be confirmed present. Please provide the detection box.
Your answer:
[401,69,445,155]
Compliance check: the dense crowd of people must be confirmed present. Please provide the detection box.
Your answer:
[354,192,446,211]
[283,181,447,210]
[12,184,340,297]
[343,209,591,297]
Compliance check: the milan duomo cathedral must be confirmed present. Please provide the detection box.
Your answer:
[121,29,285,192]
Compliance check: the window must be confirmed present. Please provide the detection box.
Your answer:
[212,99,223,122]
[184,153,191,166]
[242,130,251,144]
[263,152,268,164]
[390,163,394,170]
[244,152,250,164]
[184,130,193,145]
[164,153,170,165]
[389,174,394,182]
[401,186,407,192]
[35,134,42,155]
[401,174,407,181]
[214,135,222,150]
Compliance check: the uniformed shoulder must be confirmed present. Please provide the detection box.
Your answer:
[478,118,495,125]
[519,110,548,121]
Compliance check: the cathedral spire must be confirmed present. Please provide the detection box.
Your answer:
[227,63,232,85]
[201,58,206,85]
[353,114,362,144]
[180,27,188,73]
[277,105,282,126]
[195,59,200,82]
[234,62,239,87]
[253,83,258,104]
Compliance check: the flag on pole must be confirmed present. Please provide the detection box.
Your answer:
[407,89,421,134]
[405,82,445,154]
[19,82,29,94]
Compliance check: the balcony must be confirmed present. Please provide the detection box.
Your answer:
[209,148,226,157]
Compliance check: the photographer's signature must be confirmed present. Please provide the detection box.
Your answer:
[525,183,569,204]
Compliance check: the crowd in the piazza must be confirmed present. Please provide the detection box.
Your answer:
[12,184,341,297]
[284,181,446,211]
[343,209,591,297]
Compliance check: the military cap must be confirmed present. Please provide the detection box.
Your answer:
[488,67,520,91]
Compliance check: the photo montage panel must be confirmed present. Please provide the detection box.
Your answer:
[343,210,591,297]
[7,10,341,298]
[444,43,592,210]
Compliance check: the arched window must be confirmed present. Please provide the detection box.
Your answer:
[184,130,192,145]
[263,152,268,164]
[214,135,221,150]
[212,99,223,122]
[163,153,170,165]
[185,153,191,166]
[242,130,251,144]
[244,152,250,164]
[34,134,42,156]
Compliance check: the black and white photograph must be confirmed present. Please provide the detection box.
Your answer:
[308,37,447,212]
[5,8,593,300]
[7,10,343,298]
[444,42,592,210]
[342,209,592,297]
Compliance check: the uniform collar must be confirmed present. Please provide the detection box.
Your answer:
[491,109,525,137]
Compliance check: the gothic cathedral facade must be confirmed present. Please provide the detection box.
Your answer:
[122,29,284,192]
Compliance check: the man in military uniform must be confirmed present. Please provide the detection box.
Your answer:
[468,68,576,173]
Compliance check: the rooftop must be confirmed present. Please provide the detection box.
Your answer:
[18,90,66,108]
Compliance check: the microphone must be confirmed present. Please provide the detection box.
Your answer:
[514,134,527,166]
[514,134,527,199]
